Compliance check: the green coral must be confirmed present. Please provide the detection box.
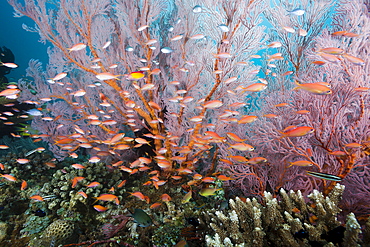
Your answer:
[20,214,50,237]
[152,224,182,246]
[38,160,126,214]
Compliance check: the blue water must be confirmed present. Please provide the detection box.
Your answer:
[0,1,48,81]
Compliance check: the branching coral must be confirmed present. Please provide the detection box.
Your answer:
[204,184,369,247]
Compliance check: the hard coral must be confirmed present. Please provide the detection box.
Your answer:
[204,184,370,247]
[30,219,78,247]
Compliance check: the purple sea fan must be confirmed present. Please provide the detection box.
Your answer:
[102,215,130,239]
[221,0,370,217]
[9,0,268,171]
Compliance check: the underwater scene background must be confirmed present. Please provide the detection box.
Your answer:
[0,0,369,246]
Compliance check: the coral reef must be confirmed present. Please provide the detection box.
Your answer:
[0,222,8,242]
[0,136,53,176]
[29,219,79,247]
[20,213,51,238]
[204,184,369,247]
[3,0,370,246]
[37,161,126,213]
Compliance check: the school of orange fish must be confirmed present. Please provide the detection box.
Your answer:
[0,25,366,212]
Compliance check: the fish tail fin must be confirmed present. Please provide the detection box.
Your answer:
[276,131,285,140]
[292,80,301,91]
[294,80,301,86]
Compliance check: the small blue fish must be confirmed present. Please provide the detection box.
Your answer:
[287,8,305,16]
[26,109,43,116]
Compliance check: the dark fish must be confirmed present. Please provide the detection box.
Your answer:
[131,209,152,227]
[306,171,342,182]
[33,209,46,217]
[321,226,346,244]
[294,229,309,239]
[219,200,229,210]
[187,217,199,227]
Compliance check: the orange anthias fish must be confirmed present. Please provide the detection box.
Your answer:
[202,177,216,183]
[67,43,87,52]
[311,60,326,66]
[96,194,119,205]
[51,72,67,81]
[203,100,223,109]
[332,31,359,37]
[55,138,74,145]
[242,83,267,92]
[150,202,162,209]
[21,180,27,190]
[71,176,85,188]
[238,115,258,124]
[228,143,255,151]
[96,72,120,81]
[0,62,18,68]
[77,191,88,198]
[329,150,346,157]
[93,205,108,212]
[341,54,365,66]
[86,181,101,188]
[71,163,85,169]
[161,194,172,202]
[247,157,268,164]
[288,160,314,167]
[1,174,17,182]
[318,47,344,55]
[217,175,234,181]
[129,191,147,201]
[226,133,246,142]
[0,88,20,97]
[279,126,315,138]
[117,180,127,188]
[228,155,249,163]
[293,81,332,95]
[30,195,44,201]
